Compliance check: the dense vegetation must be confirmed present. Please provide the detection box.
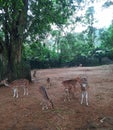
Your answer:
[0,0,113,80]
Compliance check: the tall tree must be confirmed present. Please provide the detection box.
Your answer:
[0,0,29,80]
[0,0,75,80]
[84,6,95,48]
[99,23,113,49]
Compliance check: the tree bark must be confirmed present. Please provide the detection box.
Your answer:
[3,0,31,81]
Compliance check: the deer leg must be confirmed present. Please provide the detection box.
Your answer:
[23,87,28,96]
[73,85,76,98]
[13,88,16,98]
[13,88,18,98]
[16,88,19,98]
[81,91,85,105]
[85,91,88,106]
[64,88,71,102]
[23,88,26,95]
[26,88,28,95]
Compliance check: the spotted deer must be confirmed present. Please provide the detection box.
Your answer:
[62,77,81,101]
[7,79,29,98]
[39,86,54,110]
[79,77,89,106]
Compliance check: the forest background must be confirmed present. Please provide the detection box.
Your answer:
[0,0,113,81]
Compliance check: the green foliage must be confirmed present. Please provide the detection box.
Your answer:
[100,24,113,49]
[0,0,75,79]
[26,0,75,41]
[23,42,51,61]
[103,1,113,8]
[1,0,113,73]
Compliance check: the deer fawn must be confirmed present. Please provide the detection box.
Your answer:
[39,86,54,110]
[7,79,29,98]
[62,77,81,101]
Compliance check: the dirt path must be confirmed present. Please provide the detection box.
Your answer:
[0,65,113,130]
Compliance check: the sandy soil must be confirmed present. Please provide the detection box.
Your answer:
[0,65,113,130]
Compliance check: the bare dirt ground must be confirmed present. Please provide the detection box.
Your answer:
[0,65,113,130]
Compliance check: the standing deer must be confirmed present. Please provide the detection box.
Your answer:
[5,79,29,98]
[79,77,89,106]
[33,70,37,78]
[39,86,54,110]
[46,77,51,89]
[62,77,81,101]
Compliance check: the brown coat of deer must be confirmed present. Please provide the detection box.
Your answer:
[8,79,29,98]
[62,77,81,101]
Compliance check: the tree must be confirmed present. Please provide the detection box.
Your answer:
[100,24,113,49]
[0,0,75,80]
[0,0,29,81]
[83,6,96,48]
[26,0,74,42]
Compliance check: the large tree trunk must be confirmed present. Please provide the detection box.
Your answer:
[3,0,31,81]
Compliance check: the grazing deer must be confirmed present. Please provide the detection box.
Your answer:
[39,86,54,110]
[79,77,89,106]
[6,79,29,98]
[62,77,81,101]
